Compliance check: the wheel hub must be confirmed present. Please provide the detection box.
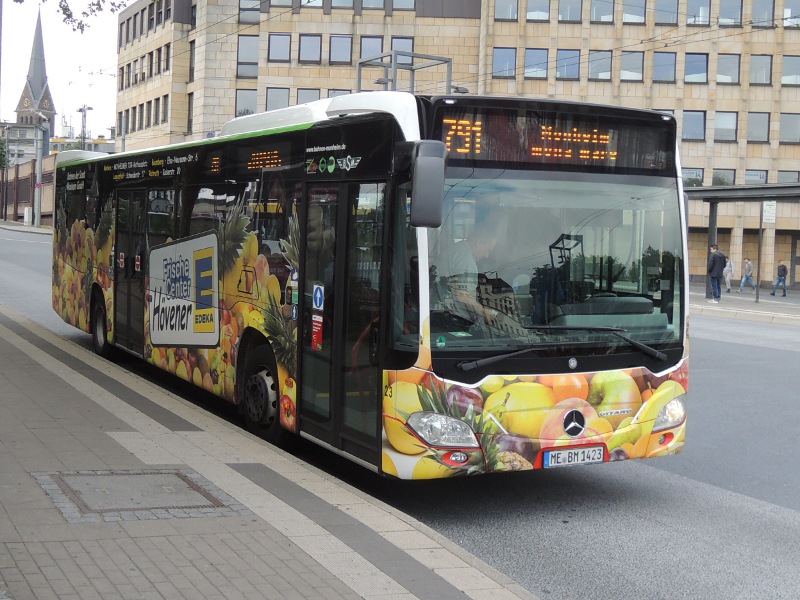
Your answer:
[245,368,276,425]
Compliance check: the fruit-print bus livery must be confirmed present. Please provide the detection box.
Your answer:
[52,92,688,479]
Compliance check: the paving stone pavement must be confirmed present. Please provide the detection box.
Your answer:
[0,302,536,600]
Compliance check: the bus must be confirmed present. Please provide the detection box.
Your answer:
[52,91,688,479]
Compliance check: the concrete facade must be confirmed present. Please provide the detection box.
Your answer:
[102,0,800,287]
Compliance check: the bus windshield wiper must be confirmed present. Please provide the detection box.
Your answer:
[456,325,667,372]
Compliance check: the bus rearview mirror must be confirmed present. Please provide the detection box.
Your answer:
[409,141,446,228]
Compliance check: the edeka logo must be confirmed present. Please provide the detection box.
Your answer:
[193,247,215,334]
[149,232,219,347]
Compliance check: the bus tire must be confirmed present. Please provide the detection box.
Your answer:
[241,345,284,444]
[91,294,113,359]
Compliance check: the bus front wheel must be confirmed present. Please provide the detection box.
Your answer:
[241,346,284,443]
[91,296,113,358]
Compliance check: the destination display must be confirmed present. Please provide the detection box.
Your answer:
[435,106,675,171]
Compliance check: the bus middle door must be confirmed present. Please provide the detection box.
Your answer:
[300,182,384,466]
[114,188,147,354]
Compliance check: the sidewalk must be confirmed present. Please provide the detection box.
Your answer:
[0,221,52,236]
[0,305,535,600]
[689,282,800,326]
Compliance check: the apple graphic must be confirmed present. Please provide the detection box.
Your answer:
[587,371,643,428]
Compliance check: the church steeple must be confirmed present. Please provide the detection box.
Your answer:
[16,9,56,134]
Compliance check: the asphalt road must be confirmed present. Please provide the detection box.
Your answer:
[2,225,799,600]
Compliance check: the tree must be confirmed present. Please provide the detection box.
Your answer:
[0,138,7,169]
[14,0,127,32]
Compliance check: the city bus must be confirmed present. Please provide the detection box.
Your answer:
[52,91,688,479]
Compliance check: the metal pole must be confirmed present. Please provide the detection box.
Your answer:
[756,201,764,303]
[706,201,718,299]
[34,124,43,228]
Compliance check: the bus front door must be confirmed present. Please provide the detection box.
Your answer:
[300,182,385,466]
[114,189,147,354]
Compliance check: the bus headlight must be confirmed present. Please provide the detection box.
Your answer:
[406,412,479,448]
[652,398,686,432]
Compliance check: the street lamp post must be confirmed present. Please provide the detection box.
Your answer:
[77,105,93,150]
[34,119,49,228]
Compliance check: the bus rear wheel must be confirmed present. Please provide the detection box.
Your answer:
[241,346,284,443]
[91,296,113,359]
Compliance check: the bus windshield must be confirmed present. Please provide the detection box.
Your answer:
[426,168,684,356]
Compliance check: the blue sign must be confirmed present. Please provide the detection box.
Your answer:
[291,304,299,321]
[313,284,324,311]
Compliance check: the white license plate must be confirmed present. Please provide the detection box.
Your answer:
[543,446,605,468]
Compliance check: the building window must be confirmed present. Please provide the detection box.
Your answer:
[156,48,162,75]
[298,88,321,104]
[360,36,383,59]
[190,4,197,28]
[777,171,800,183]
[299,34,322,64]
[719,0,742,24]
[496,0,518,19]
[164,44,171,71]
[393,0,415,9]
[622,0,645,22]
[330,35,353,64]
[556,49,580,79]
[271,0,291,5]
[621,51,644,81]
[154,97,161,125]
[682,111,706,140]
[750,55,772,84]
[165,0,172,20]
[239,0,260,23]
[747,112,770,142]
[118,68,125,91]
[715,112,737,141]
[685,53,708,83]
[493,48,517,78]
[782,56,800,85]
[745,170,767,184]
[682,168,704,187]
[524,48,548,78]
[588,51,611,80]
[189,41,196,82]
[712,169,735,185]
[391,36,413,65]
[236,89,258,117]
[654,0,678,23]
[558,0,582,21]
[146,101,152,128]
[717,54,740,83]
[269,34,291,62]
[527,0,550,20]
[266,88,290,112]
[653,52,676,82]
[332,0,354,6]
[148,52,154,79]
[779,113,800,143]
[162,95,169,123]
[304,0,323,6]
[687,0,710,24]
[133,12,138,37]
[329,89,351,97]
[785,0,800,26]
[591,0,613,22]
[238,35,259,77]
[751,0,774,26]
[362,0,385,8]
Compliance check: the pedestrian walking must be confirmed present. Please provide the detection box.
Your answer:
[738,257,757,293]
[770,260,788,296]
[723,257,734,293]
[707,244,726,303]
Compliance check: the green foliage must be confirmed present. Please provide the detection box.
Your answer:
[14,0,128,33]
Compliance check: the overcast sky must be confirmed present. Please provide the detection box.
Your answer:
[1,1,118,138]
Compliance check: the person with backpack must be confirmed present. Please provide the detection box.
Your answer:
[707,244,726,303]
[770,260,788,297]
